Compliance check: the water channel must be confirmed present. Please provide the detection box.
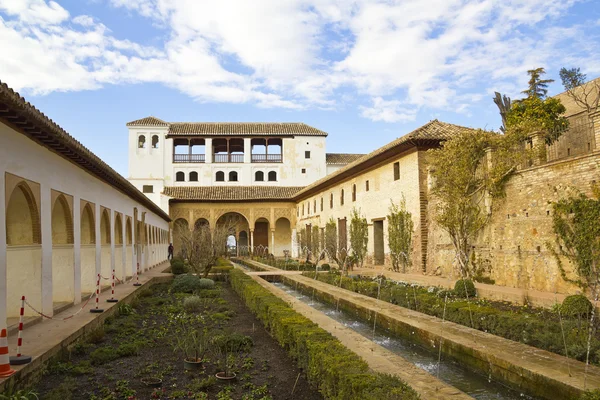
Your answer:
[269,279,538,400]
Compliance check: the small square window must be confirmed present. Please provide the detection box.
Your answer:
[305,151,311,159]
[301,168,306,174]
[393,162,400,181]
[142,185,153,193]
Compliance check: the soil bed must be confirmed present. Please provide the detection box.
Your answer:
[35,280,323,400]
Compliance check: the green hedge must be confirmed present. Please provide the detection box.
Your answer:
[304,271,600,365]
[230,269,419,400]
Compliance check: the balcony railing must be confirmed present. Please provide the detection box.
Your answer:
[251,154,282,163]
[214,154,244,163]
[173,154,205,163]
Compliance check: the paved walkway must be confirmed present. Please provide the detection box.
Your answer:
[0,262,172,392]
[247,270,472,399]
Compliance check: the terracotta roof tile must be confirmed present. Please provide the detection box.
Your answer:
[295,120,474,199]
[168,122,327,136]
[163,186,304,201]
[0,81,170,222]
[126,116,169,127]
[326,153,365,165]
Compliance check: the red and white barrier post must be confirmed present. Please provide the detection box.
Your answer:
[107,269,118,303]
[9,296,32,365]
[90,274,104,313]
[133,262,142,287]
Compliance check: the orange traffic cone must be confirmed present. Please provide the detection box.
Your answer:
[0,328,15,377]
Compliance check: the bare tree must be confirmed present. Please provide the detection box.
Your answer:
[560,67,600,114]
[175,215,241,277]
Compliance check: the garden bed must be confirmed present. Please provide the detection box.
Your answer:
[33,279,323,400]
[300,270,600,366]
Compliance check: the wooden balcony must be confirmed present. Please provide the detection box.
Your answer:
[173,154,205,163]
[214,154,244,163]
[251,154,282,163]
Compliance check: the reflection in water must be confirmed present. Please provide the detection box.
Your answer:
[272,281,536,400]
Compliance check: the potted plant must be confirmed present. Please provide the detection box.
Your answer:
[214,349,239,381]
[211,333,250,381]
[172,327,210,371]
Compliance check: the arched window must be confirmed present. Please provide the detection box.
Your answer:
[352,184,356,202]
[138,135,146,148]
[175,171,185,182]
[255,171,264,182]
[340,189,344,206]
[229,171,238,182]
[151,135,159,148]
[189,171,198,182]
[268,171,277,181]
[216,171,225,182]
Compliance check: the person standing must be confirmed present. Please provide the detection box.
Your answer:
[168,243,174,260]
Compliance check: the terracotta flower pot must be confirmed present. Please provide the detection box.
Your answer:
[215,371,236,381]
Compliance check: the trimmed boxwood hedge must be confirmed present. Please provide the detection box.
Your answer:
[230,269,420,400]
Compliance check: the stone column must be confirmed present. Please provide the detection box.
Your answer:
[205,138,213,163]
[249,229,254,253]
[271,229,275,256]
[291,228,298,258]
[40,184,53,317]
[0,173,7,327]
[244,138,252,163]
[73,196,81,304]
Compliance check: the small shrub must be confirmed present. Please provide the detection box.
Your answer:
[211,332,253,353]
[579,390,600,400]
[171,259,187,275]
[183,296,203,313]
[454,279,476,298]
[187,376,217,392]
[117,343,139,357]
[320,264,331,271]
[71,361,93,376]
[198,278,215,289]
[90,346,119,365]
[138,287,153,298]
[118,303,135,316]
[0,389,39,400]
[171,274,203,293]
[561,295,593,318]
[44,377,75,400]
[86,327,105,344]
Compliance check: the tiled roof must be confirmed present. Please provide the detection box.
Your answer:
[126,116,169,127]
[0,81,170,222]
[294,120,473,199]
[163,186,304,201]
[127,117,327,137]
[168,122,327,136]
[326,153,365,165]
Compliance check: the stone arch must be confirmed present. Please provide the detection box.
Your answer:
[81,203,95,244]
[51,194,73,245]
[114,213,123,245]
[100,208,111,245]
[126,217,133,245]
[214,210,251,227]
[6,181,40,245]
[254,217,270,251]
[152,135,159,148]
[194,218,210,230]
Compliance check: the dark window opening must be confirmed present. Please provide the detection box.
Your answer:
[340,189,344,206]
[138,135,146,148]
[151,135,159,148]
[216,171,225,182]
[393,162,400,181]
[301,168,306,174]
[229,171,238,182]
[352,184,356,202]
[255,171,264,181]
[268,171,277,181]
[305,151,311,159]
[366,180,369,191]
[142,185,153,193]
[175,171,185,182]
[189,171,198,182]
[330,193,333,209]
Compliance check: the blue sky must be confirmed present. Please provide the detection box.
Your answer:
[1,0,599,176]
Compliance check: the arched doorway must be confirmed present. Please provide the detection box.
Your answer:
[100,209,111,287]
[125,216,133,279]
[6,182,41,318]
[254,218,270,255]
[51,194,74,305]
[80,203,96,295]
[216,212,250,257]
[114,213,124,280]
[274,218,291,257]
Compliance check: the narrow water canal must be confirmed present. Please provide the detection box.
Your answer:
[270,280,538,400]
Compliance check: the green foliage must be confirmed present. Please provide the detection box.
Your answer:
[560,67,586,90]
[561,295,593,319]
[506,96,568,145]
[350,208,369,268]
[90,346,119,365]
[170,257,187,275]
[521,67,554,99]
[183,295,204,312]
[170,274,205,293]
[44,378,75,400]
[230,269,420,399]
[172,326,211,361]
[550,191,600,290]
[211,332,253,353]
[116,342,140,357]
[387,198,413,272]
[325,218,338,265]
[312,225,321,256]
[454,279,476,298]
[86,327,105,344]
[198,278,216,289]
[0,390,39,400]
[579,389,600,400]
[117,303,135,316]
[186,377,217,392]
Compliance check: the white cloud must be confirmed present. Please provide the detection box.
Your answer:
[0,0,599,121]
[360,97,417,123]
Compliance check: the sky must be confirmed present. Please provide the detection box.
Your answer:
[1,0,600,177]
